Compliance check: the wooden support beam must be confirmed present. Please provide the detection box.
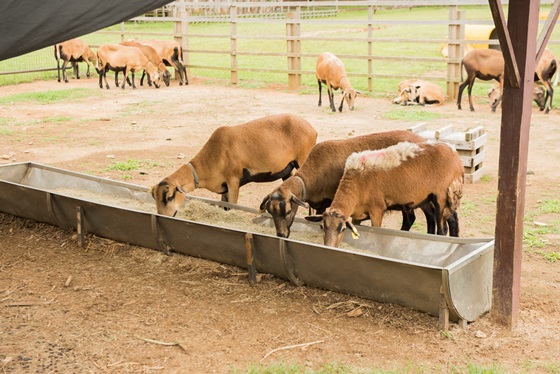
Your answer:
[488,0,520,88]
[492,0,539,329]
[536,0,560,63]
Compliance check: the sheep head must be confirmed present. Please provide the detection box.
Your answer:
[341,89,360,111]
[305,208,359,248]
[150,178,187,216]
[146,62,161,88]
[533,84,546,110]
[260,190,307,238]
[158,63,171,86]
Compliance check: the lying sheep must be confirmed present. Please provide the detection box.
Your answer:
[96,44,160,90]
[54,38,96,83]
[316,52,360,112]
[457,49,504,112]
[260,130,453,238]
[393,81,445,106]
[305,141,464,247]
[120,40,171,87]
[150,113,317,217]
[142,39,188,85]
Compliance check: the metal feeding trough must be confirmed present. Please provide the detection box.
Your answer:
[0,162,494,329]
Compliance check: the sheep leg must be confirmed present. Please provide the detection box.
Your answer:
[399,208,416,231]
[467,79,476,112]
[182,64,189,85]
[61,60,70,83]
[114,71,120,87]
[369,210,384,228]
[327,85,336,112]
[121,68,129,89]
[457,79,470,110]
[171,58,184,85]
[85,62,91,78]
[130,72,137,89]
[543,81,553,113]
[446,211,459,237]
[102,68,110,89]
[73,62,79,79]
[431,195,448,236]
[56,57,61,82]
[317,79,322,106]
[338,92,345,112]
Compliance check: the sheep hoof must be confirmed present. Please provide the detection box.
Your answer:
[179,82,183,86]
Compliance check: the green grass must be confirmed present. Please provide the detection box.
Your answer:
[104,159,160,172]
[0,88,95,104]
[383,109,442,121]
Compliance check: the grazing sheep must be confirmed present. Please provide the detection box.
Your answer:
[316,52,360,112]
[259,130,455,238]
[54,38,96,83]
[488,81,546,112]
[457,49,504,112]
[150,114,317,217]
[533,48,558,114]
[305,141,464,247]
[120,40,171,87]
[142,39,188,85]
[393,81,445,106]
[96,44,160,90]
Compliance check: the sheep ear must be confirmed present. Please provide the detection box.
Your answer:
[291,195,308,208]
[415,85,421,89]
[345,220,360,239]
[176,185,188,195]
[356,90,362,95]
[259,195,270,213]
[305,215,323,223]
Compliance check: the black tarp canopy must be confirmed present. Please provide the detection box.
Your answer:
[0,0,173,62]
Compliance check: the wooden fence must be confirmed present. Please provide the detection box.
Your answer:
[1,0,558,98]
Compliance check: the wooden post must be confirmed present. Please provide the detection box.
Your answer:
[446,6,463,101]
[230,6,238,85]
[174,0,189,82]
[367,5,373,92]
[286,9,301,90]
[491,0,539,329]
[120,22,125,42]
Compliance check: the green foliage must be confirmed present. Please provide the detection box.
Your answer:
[104,159,141,172]
[538,199,560,214]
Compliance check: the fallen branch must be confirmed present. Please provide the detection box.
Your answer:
[135,336,184,346]
[260,340,324,362]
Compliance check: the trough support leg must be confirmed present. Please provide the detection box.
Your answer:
[76,206,84,248]
[151,215,171,256]
[279,240,302,286]
[439,286,450,331]
[244,233,257,285]
[458,318,468,330]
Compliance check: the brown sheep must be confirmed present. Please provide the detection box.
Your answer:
[316,52,360,112]
[120,40,171,87]
[457,49,504,112]
[259,130,454,238]
[96,44,160,90]
[393,81,445,106]
[150,114,317,217]
[306,141,464,247]
[54,38,96,83]
[142,39,188,85]
[533,48,558,114]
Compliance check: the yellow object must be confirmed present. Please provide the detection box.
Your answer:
[465,24,497,50]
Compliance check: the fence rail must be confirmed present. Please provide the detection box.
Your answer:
[1,1,558,97]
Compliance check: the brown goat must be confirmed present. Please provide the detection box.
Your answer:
[393,81,445,106]
[457,49,504,112]
[96,44,160,90]
[259,130,452,238]
[54,38,96,83]
[142,39,188,85]
[150,114,317,217]
[316,52,360,112]
[120,40,171,87]
[306,141,464,248]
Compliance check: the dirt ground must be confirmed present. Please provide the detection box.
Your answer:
[1,76,559,373]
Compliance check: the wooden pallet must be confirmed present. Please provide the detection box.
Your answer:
[407,123,487,184]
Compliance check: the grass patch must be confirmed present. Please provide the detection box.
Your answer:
[104,159,160,172]
[383,108,442,121]
[0,88,95,104]
[538,199,560,214]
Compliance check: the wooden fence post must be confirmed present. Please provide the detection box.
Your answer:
[447,5,466,100]
[286,8,301,90]
[230,6,238,85]
[367,5,373,92]
[174,0,189,82]
[447,6,464,101]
